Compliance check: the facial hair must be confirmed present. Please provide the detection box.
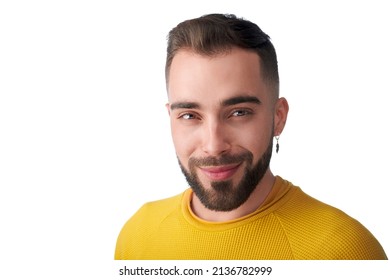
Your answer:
[178,136,274,212]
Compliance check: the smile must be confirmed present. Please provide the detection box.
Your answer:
[198,163,241,181]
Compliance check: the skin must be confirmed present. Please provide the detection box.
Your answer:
[166,47,289,222]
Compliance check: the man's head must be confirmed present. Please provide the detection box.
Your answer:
[165,13,279,100]
[165,14,288,213]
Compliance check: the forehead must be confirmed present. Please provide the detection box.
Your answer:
[167,48,269,105]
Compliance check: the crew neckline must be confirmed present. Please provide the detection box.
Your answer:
[181,176,296,231]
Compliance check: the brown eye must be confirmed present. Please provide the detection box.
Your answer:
[231,109,251,117]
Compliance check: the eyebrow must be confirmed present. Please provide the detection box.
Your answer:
[170,95,261,110]
[221,96,261,106]
[170,102,200,110]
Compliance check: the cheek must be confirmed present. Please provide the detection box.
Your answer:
[171,125,197,161]
[237,122,273,156]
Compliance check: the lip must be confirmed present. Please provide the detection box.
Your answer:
[199,163,241,181]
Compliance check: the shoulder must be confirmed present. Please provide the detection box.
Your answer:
[276,185,387,259]
[120,190,186,231]
[114,191,187,259]
[135,192,185,222]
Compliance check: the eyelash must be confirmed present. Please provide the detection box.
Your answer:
[230,109,252,117]
[178,112,198,120]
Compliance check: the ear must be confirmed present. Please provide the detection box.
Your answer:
[165,103,171,116]
[273,97,289,136]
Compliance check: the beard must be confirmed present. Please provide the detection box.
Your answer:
[178,136,274,212]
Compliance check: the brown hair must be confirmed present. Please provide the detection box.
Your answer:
[165,13,279,97]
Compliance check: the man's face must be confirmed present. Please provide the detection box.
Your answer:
[167,48,278,212]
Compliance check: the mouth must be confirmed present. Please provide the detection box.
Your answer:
[198,163,242,181]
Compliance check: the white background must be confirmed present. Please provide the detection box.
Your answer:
[1,0,389,278]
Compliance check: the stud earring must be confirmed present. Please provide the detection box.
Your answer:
[275,135,280,153]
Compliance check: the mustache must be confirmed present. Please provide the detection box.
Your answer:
[188,152,253,167]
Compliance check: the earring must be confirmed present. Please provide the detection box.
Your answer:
[275,135,280,153]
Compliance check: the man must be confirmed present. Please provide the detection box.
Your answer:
[115,14,387,259]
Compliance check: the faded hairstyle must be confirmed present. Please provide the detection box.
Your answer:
[165,13,279,98]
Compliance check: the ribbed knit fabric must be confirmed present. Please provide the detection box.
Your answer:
[115,176,387,260]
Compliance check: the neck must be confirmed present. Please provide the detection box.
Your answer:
[190,169,275,222]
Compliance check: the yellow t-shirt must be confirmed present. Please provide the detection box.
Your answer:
[115,176,387,259]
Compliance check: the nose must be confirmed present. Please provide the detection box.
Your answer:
[201,119,231,156]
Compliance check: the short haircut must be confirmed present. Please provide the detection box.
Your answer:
[165,13,279,98]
